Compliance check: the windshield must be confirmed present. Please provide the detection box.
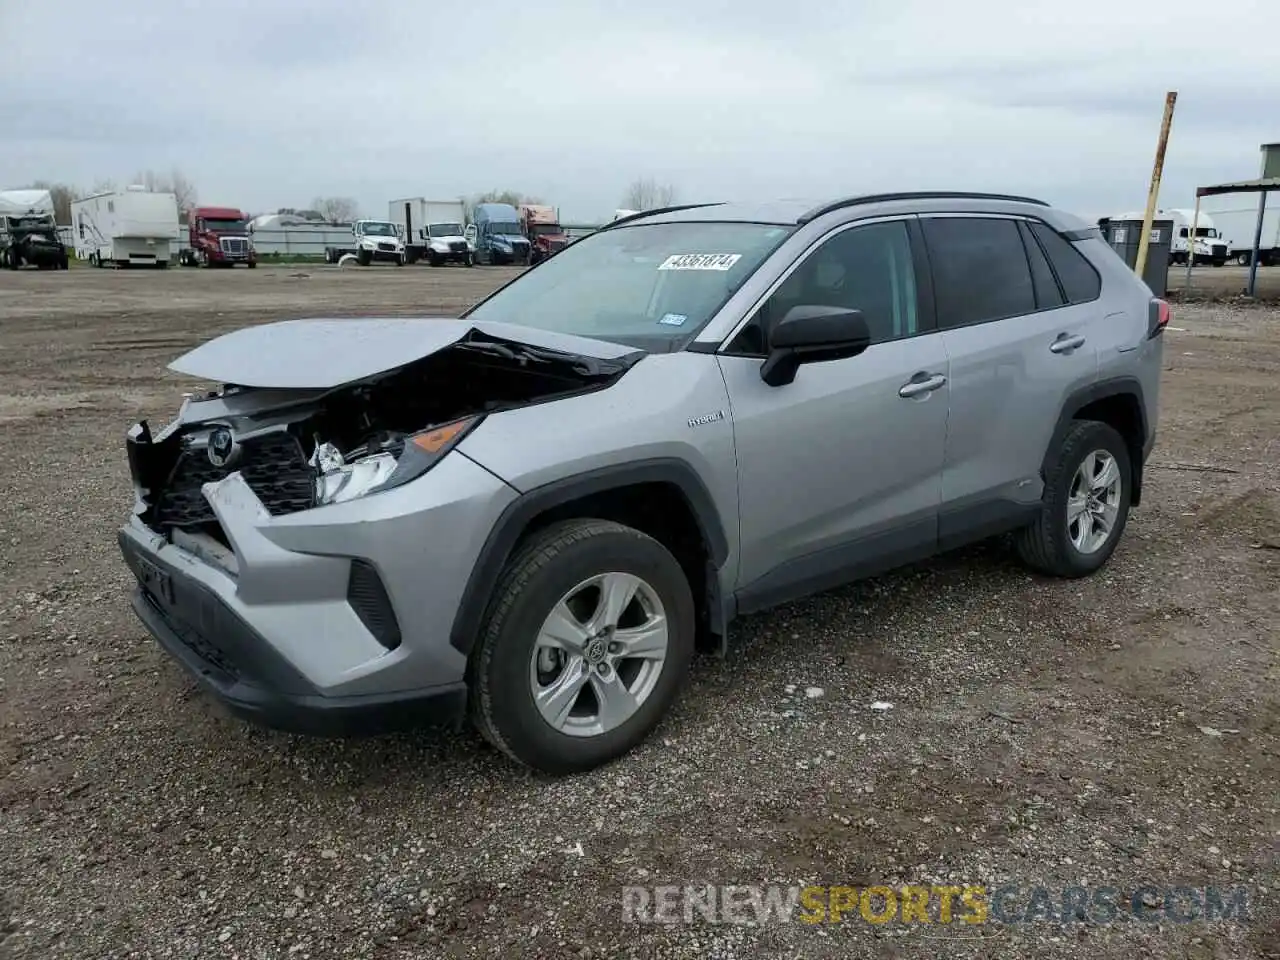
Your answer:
[465,221,793,347]
[489,221,522,237]
[204,218,246,232]
[1197,227,1218,238]
[359,221,398,237]
[428,222,462,237]
[530,223,562,236]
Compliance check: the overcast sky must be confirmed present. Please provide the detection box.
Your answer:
[2,0,1275,224]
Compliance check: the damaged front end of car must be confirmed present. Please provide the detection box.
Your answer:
[126,320,644,554]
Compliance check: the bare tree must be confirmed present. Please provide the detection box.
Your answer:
[89,178,117,195]
[312,196,359,223]
[23,181,78,223]
[132,168,199,209]
[621,177,678,211]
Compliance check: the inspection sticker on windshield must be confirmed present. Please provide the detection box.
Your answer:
[659,313,688,326]
[658,253,742,271]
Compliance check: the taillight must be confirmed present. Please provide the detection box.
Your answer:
[1147,298,1170,339]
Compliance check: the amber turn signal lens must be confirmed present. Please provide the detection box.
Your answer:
[410,418,473,454]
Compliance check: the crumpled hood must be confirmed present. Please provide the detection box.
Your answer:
[167,317,642,389]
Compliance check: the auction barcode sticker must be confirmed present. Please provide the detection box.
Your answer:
[658,253,743,271]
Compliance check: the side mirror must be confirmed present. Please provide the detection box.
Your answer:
[760,305,872,387]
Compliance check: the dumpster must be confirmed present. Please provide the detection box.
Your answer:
[1099,217,1173,297]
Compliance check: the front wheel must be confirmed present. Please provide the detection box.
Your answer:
[1015,420,1132,578]
[469,519,696,774]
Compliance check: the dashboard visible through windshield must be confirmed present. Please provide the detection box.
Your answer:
[465,221,793,348]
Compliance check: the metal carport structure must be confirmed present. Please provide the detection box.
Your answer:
[1185,142,1280,297]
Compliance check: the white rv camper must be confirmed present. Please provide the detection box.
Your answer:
[71,185,180,268]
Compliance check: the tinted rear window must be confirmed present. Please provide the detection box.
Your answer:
[1030,222,1102,303]
[922,217,1036,328]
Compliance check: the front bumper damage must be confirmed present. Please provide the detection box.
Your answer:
[118,453,516,735]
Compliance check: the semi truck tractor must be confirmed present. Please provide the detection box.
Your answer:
[519,204,568,263]
[179,206,256,267]
[465,202,531,265]
[0,188,68,270]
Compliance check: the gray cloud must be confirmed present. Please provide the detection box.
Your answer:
[1,0,1276,222]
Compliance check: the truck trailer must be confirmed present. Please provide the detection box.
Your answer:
[1202,201,1280,267]
[179,206,256,268]
[0,188,68,270]
[388,198,473,266]
[519,204,568,263]
[72,186,179,268]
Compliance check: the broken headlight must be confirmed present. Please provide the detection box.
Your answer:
[311,415,481,506]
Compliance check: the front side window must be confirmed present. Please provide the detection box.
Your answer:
[751,220,920,349]
[923,217,1036,328]
[465,221,793,348]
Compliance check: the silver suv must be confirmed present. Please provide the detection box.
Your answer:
[118,192,1168,773]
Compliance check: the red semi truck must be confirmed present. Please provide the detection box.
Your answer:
[519,204,569,264]
[179,206,256,268]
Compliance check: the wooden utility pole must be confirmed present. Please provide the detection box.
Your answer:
[1135,91,1177,281]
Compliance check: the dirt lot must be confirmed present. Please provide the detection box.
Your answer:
[1,266,1277,959]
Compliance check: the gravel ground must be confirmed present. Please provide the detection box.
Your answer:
[1,266,1277,959]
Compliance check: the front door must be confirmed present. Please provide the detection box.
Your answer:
[718,218,950,612]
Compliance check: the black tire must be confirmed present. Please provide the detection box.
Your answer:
[1015,420,1132,578]
[7,248,19,270]
[247,260,257,269]
[357,249,372,266]
[469,519,696,774]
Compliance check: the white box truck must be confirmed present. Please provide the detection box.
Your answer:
[388,198,473,266]
[71,185,180,268]
[1200,201,1280,267]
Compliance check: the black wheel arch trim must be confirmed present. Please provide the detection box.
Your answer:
[1045,376,1148,505]
[448,457,730,656]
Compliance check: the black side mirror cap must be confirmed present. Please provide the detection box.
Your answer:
[760,305,872,387]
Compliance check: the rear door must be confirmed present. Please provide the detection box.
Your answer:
[923,215,1102,546]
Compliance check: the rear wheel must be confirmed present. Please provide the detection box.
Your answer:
[469,519,696,774]
[1016,420,1132,578]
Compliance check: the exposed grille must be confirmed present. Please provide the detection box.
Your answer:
[220,237,248,255]
[151,431,315,530]
[377,242,397,252]
[548,239,567,252]
[347,560,401,650]
[1212,243,1227,258]
[449,241,467,253]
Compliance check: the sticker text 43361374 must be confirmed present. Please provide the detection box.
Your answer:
[658,253,743,271]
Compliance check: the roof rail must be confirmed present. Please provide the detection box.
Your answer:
[798,191,1050,224]
[601,202,726,230]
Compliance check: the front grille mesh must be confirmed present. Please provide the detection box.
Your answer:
[151,432,315,530]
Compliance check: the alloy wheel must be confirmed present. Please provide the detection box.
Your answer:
[528,572,669,737]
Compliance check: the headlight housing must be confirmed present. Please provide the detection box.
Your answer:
[312,415,481,506]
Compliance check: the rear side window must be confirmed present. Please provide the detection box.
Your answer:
[1017,221,1065,310]
[922,217,1035,328]
[1029,222,1102,303]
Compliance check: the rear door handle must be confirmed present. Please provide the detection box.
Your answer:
[1050,334,1086,354]
[898,373,947,398]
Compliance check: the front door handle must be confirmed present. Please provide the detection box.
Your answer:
[898,373,947,398]
[1050,333,1086,354]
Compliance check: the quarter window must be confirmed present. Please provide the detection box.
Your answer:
[922,217,1035,328]
[1029,221,1102,303]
